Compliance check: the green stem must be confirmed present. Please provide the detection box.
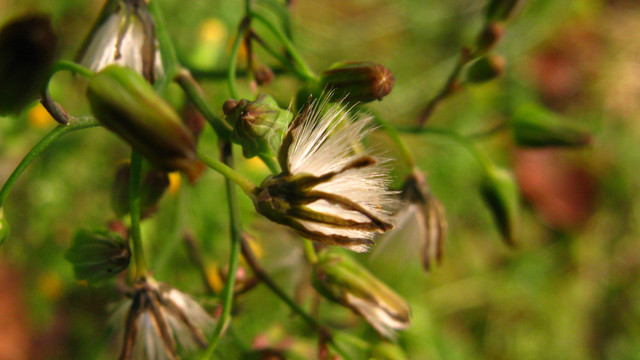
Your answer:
[175,68,233,139]
[148,0,180,93]
[228,19,251,99]
[258,153,280,174]
[51,60,94,79]
[400,126,495,172]
[129,151,148,279]
[202,143,243,359]
[370,114,416,169]
[251,31,310,81]
[303,239,318,264]
[249,11,318,82]
[0,117,100,207]
[198,152,257,197]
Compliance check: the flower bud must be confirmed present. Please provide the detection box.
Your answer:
[111,161,170,218]
[312,250,410,339]
[476,23,505,53]
[77,0,162,82]
[512,103,592,148]
[0,14,56,115]
[0,207,9,245]
[87,65,204,182]
[480,167,519,246]
[319,62,394,103]
[401,170,447,271]
[253,63,275,86]
[485,0,521,22]
[465,54,505,84]
[225,94,292,158]
[64,229,131,284]
[368,342,409,360]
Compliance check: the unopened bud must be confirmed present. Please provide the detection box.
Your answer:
[87,65,204,182]
[0,208,9,245]
[465,54,505,84]
[111,162,170,218]
[253,64,275,86]
[225,94,292,158]
[485,0,521,22]
[0,14,56,115]
[512,103,592,148]
[312,250,410,339]
[480,167,519,246]
[64,229,131,284]
[476,23,505,53]
[369,342,409,360]
[320,62,394,103]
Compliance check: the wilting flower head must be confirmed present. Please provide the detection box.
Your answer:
[253,97,397,252]
[111,278,214,360]
[312,250,410,339]
[78,0,162,82]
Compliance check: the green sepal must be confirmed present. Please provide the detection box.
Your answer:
[64,229,131,285]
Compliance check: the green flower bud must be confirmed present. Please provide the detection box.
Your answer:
[480,167,519,246]
[64,229,131,284]
[465,54,505,84]
[512,103,592,148]
[476,23,505,53]
[312,250,410,339]
[224,94,292,158]
[87,65,204,182]
[320,62,395,103]
[485,0,521,22]
[368,342,409,360]
[111,161,169,218]
[0,14,57,115]
[401,170,447,271]
[0,207,9,245]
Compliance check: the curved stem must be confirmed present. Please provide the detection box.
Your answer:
[258,153,280,174]
[148,0,180,93]
[129,151,148,279]
[51,60,94,79]
[249,11,318,82]
[228,19,251,99]
[303,239,318,264]
[400,126,495,172]
[202,142,244,359]
[370,114,416,169]
[251,31,310,81]
[175,68,233,139]
[198,152,257,197]
[0,117,100,207]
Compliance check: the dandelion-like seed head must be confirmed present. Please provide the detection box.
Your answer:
[254,96,398,252]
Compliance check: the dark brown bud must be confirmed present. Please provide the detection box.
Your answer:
[320,62,394,103]
[476,23,505,53]
[465,54,506,84]
[253,64,275,86]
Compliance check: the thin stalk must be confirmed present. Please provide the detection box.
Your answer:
[188,66,286,80]
[129,151,148,279]
[251,31,309,81]
[400,126,495,172]
[258,153,280,174]
[41,61,94,125]
[202,142,244,359]
[198,152,257,196]
[0,117,100,207]
[249,11,318,82]
[370,114,416,169]
[51,60,94,78]
[228,19,251,99]
[240,237,353,360]
[175,68,233,139]
[303,239,318,264]
[148,0,180,93]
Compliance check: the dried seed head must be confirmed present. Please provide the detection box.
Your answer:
[312,250,410,339]
[254,96,398,252]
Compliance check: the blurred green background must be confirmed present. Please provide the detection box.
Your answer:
[1,0,639,359]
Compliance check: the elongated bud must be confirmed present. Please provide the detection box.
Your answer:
[320,62,394,103]
[224,94,292,158]
[369,342,409,360]
[402,170,447,271]
[512,103,591,147]
[87,65,204,182]
[77,0,161,82]
[480,167,519,246]
[465,54,505,84]
[0,208,9,245]
[485,0,521,22]
[312,250,410,339]
[64,229,131,284]
[476,23,505,53]
[111,161,169,218]
[0,14,56,115]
